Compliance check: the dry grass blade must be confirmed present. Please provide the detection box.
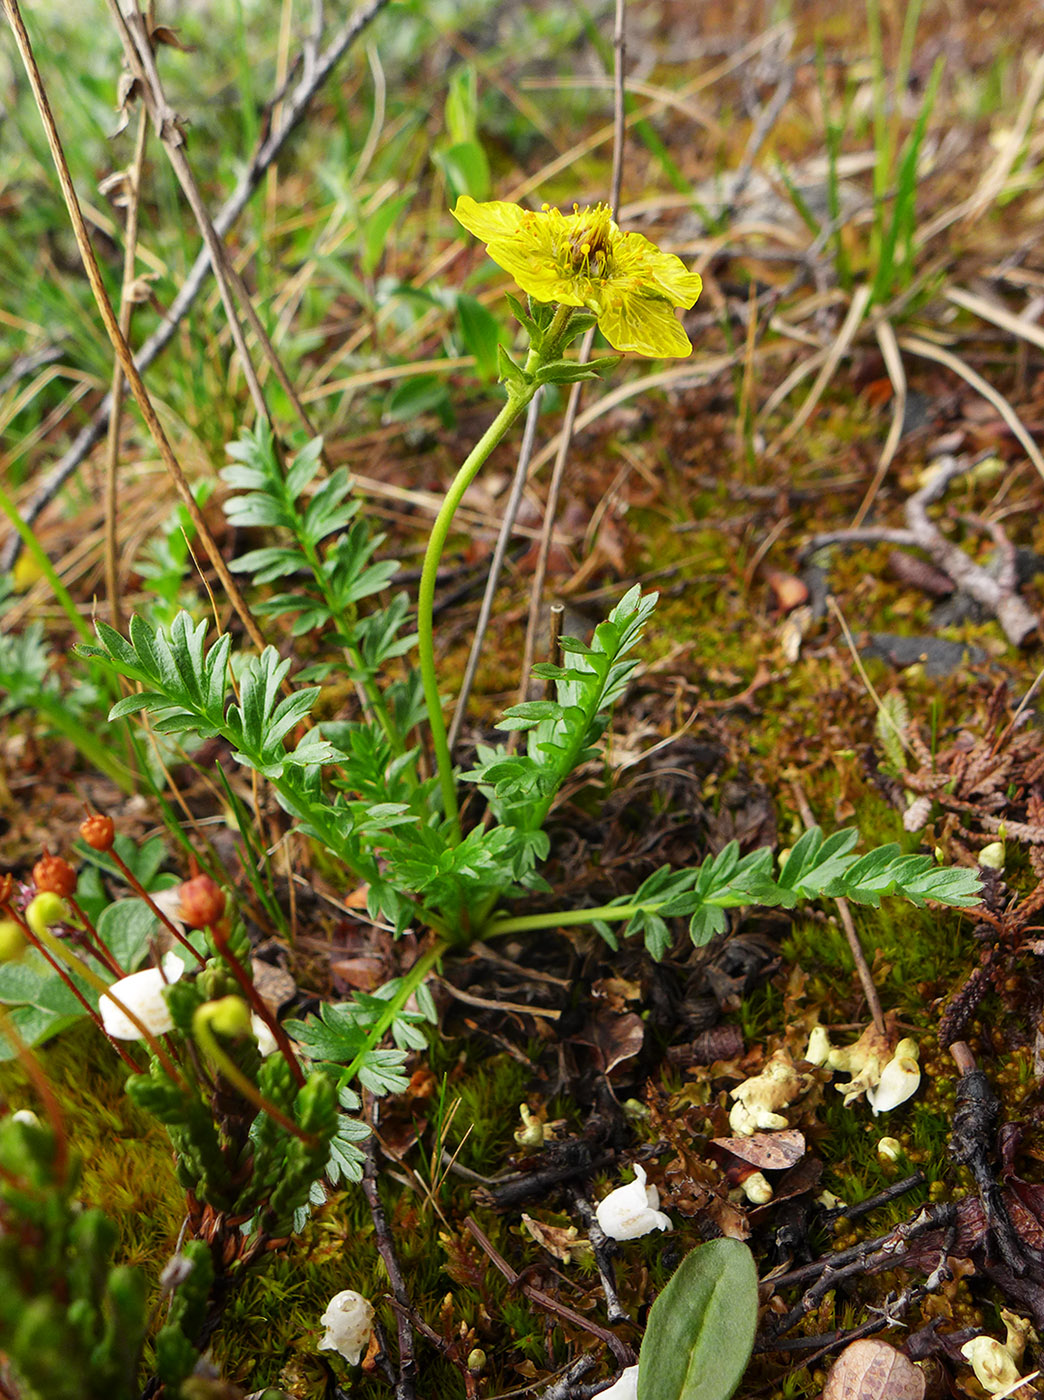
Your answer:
[852,317,907,526]
[102,105,150,634]
[526,355,735,479]
[962,51,1044,224]
[946,286,1044,355]
[898,333,1044,484]
[2,0,269,652]
[770,284,872,450]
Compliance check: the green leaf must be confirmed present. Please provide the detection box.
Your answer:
[363,193,412,277]
[637,1238,757,1400]
[457,294,501,380]
[434,140,491,202]
[96,899,156,971]
[384,374,452,423]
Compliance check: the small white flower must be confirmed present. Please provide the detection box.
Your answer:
[865,1039,920,1116]
[595,1163,672,1241]
[251,1013,279,1057]
[318,1289,375,1365]
[99,952,184,1040]
[597,1365,639,1400]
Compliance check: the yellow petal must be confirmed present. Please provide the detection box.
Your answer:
[452,197,528,243]
[613,231,703,308]
[483,236,586,307]
[598,292,693,358]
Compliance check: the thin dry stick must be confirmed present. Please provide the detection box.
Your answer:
[116,0,324,441]
[3,0,391,564]
[851,315,906,527]
[516,0,629,707]
[790,779,886,1037]
[363,1137,418,1400]
[447,388,543,753]
[103,103,150,633]
[108,0,271,425]
[2,0,268,653]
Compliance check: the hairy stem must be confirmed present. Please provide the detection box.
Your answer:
[341,939,446,1084]
[417,394,535,838]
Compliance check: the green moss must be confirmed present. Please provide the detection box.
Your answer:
[0,1022,181,1271]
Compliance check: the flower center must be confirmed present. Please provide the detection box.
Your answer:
[567,203,613,275]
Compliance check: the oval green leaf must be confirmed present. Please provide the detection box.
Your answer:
[636,1237,758,1400]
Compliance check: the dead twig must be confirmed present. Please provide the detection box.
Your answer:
[463,1215,633,1368]
[0,0,268,652]
[516,0,630,711]
[805,454,1039,647]
[363,1135,418,1400]
[2,0,390,567]
[102,100,149,633]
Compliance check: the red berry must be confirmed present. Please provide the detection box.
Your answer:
[32,852,77,899]
[177,875,226,929]
[79,813,115,852]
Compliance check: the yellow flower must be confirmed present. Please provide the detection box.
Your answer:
[452,196,702,358]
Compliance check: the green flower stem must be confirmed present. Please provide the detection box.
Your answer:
[192,1007,316,1146]
[486,900,668,938]
[341,937,447,1084]
[418,393,536,839]
[418,305,575,840]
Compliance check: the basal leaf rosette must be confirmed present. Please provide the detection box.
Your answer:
[453,196,702,358]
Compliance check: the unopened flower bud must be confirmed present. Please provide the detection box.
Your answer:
[251,1013,279,1057]
[32,852,77,898]
[979,841,1005,871]
[25,892,69,936]
[0,919,27,962]
[177,875,226,929]
[99,952,184,1039]
[79,813,115,852]
[877,1136,903,1163]
[196,996,252,1039]
[597,1367,639,1400]
[0,874,14,906]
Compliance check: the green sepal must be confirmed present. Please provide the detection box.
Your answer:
[535,355,622,385]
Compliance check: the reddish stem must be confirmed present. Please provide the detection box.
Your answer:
[67,896,125,979]
[1,901,142,1073]
[208,922,306,1088]
[108,851,207,967]
[0,1007,70,1183]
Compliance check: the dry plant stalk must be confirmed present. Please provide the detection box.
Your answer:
[1,0,268,653]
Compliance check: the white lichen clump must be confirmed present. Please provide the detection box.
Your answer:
[806,1024,921,1115]
[99,952,184,1039]
[318,1290,375,1365]
[729,1049,810,1135]
[595,1163,672,1241]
